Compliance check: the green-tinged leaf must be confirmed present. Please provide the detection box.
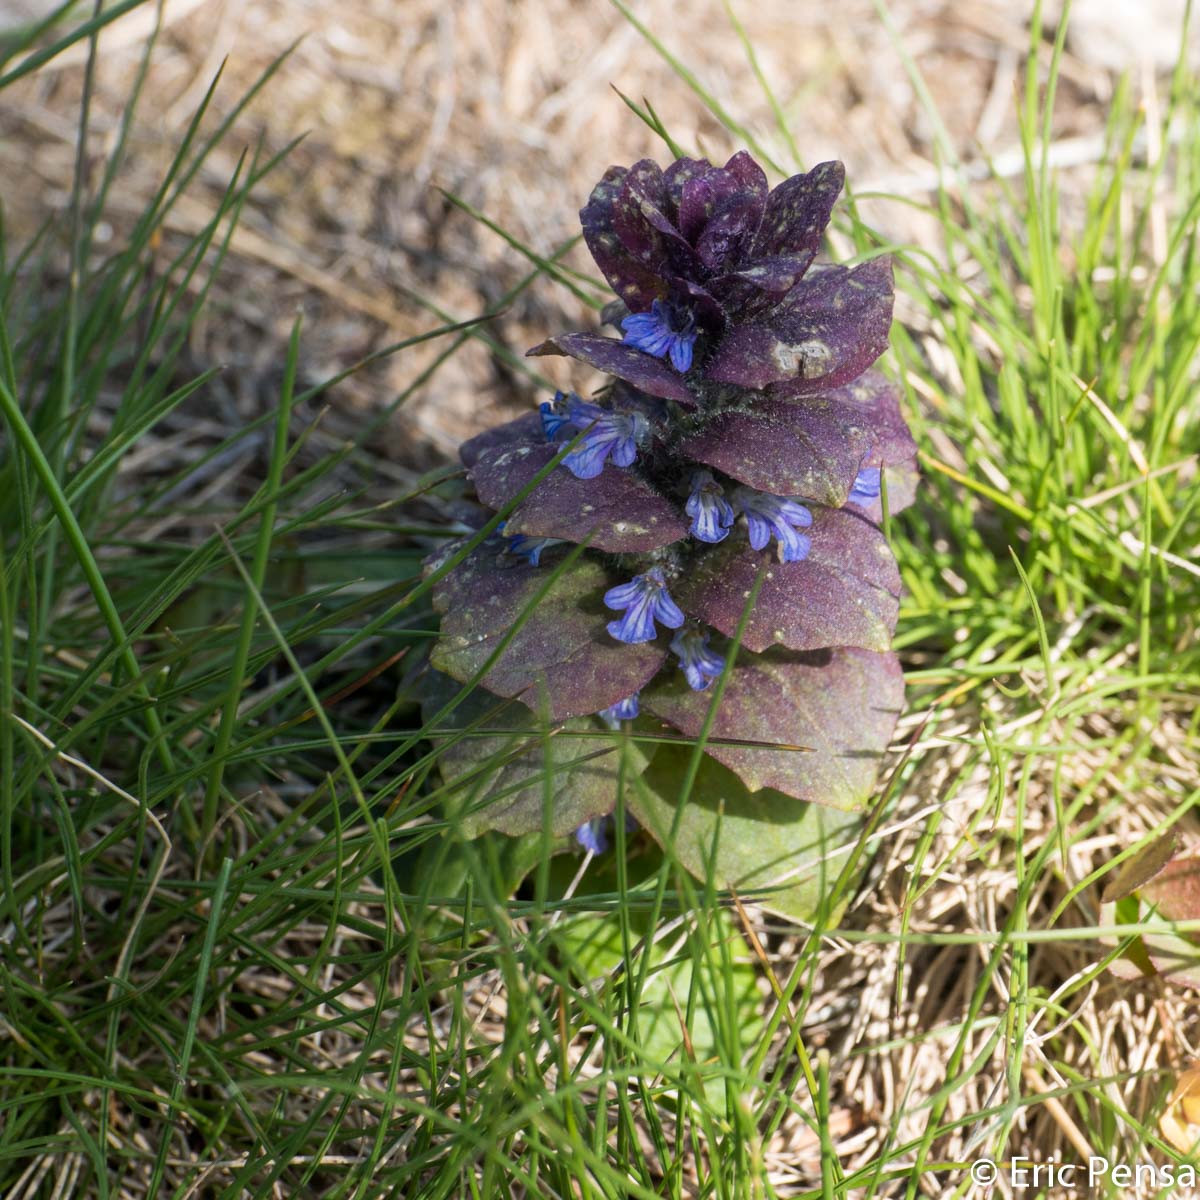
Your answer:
[427,538,667,720]
[422,670,652,839]
[555,890,759,1104]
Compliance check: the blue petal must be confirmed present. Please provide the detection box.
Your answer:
[563,441,611,479]
[671,628,726,691]
[609,436,638,468]
[576,817,607,854]
[848,466,882,505]
[607,603,657,644]
[778,499,814,528]
[777,528,812,562]
[745,512,772,551]
[599,692,641,724]
[604,580,644,608]
[669,337,694,373]
[653,590,687,630]
[540,393,575,440]
[607,587,660,642]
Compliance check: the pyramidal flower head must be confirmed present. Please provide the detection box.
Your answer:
[427,145,918,902]
[579,153,848,317]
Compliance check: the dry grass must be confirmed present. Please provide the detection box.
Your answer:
[0,0,1124,464]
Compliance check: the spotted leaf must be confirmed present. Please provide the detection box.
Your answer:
[471,441,688,553]
[705,259,893,392]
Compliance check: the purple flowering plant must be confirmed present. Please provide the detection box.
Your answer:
[423,150,918,916]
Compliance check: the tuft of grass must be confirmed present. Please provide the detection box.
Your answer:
[2,1,1200,1197]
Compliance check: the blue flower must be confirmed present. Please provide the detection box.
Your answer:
[576,817,609,855]
[575,810,638,855]
[540,391,575,441]
[670,627,725,691]
[603,566,685,644]
[685,469,735,544]
[598,692,640,726]
[735,487,813,563]
[503,529,566,566]
[561,396,646,480]
[621,299,698,373]
[848,466,882,505]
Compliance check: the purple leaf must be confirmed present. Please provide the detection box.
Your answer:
[695,193,762,272]
[663,156,712,223]
[721,149,769,202]
[706,259,894,392]
[427,539,667,720]
[710,253,816,307]
[825,370,920,518]
[581,166,669,310]
[471,441,688,553]
[679,395,873,506]
[1136,854,1200,923]
[678,168,741,244]
[460,411,545,469]
[643,646,904,809]
[829,369,918,468]
[674,508,901,653]
[752,160,844,258]
[1099,848,1200,987]
[614,159,703,280]
[527,333,695,405]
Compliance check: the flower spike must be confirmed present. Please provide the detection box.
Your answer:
[603,566,685,644]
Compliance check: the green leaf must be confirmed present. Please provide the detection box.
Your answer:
[546,849,760,1108]
[631,744,863,922]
